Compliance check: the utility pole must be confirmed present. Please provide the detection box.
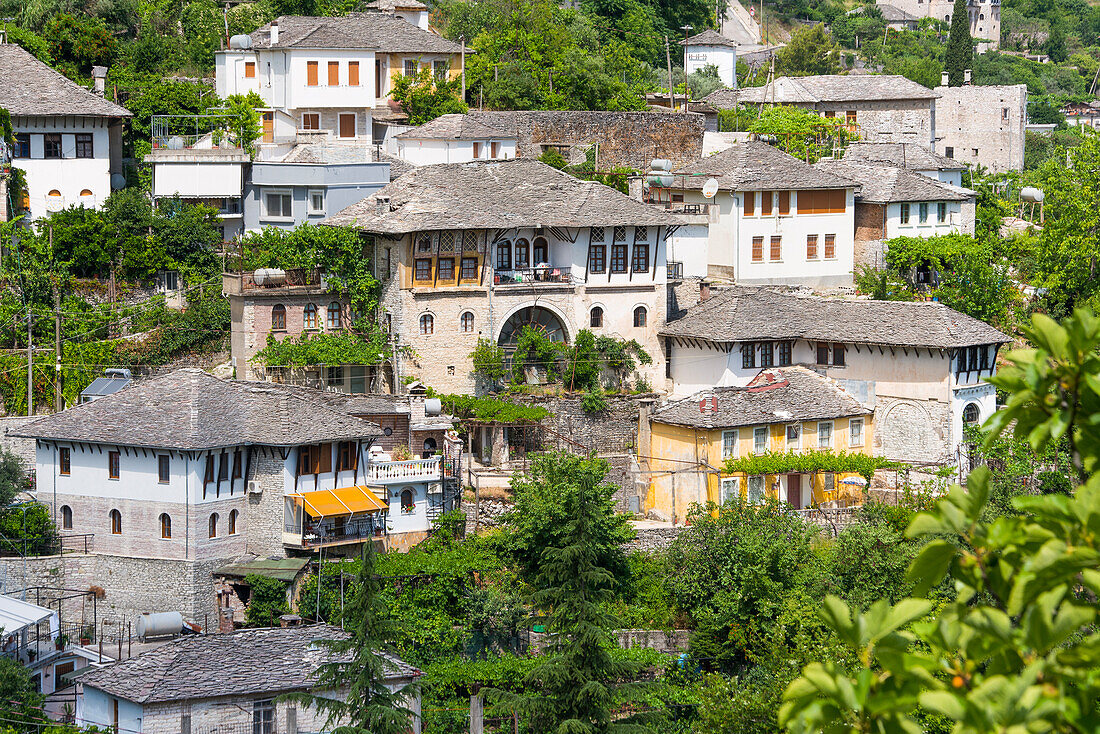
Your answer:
[54,284,62,413]
[459,35,466,101]
[25,308,32,417]
[665,36,674,110]
[681,25,694,107]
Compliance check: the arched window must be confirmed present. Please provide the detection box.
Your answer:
[61,505,72,530]
[460,311,474,333]
[327,302,342,329]
[514,238,530,269]
[496,241,512,271]
[271,304,286,331]
[229,509,239,535]
[80,189,93,197]
[420,314,434,335]
[422,437,437,458]
[979,12,984,19]
[633,306,647,328]
[46,189,63,212]
[303,303,318,330]
[533,236,548,265]
[159,513,171,539]
[79,189,94,206]
[109,509,121,535]
[400,488,415,514]
[590,306,603,328]
[962,403,981,425]
[209,513,219,538]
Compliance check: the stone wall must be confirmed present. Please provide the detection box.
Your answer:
[624,526,684,553]
[245,447,289,559]
[874,395,953,464]
[819,99,934,147]
[933,85,1027,173]
[517,393,653,455]
[0,416,37,469]
[616,628,691,653]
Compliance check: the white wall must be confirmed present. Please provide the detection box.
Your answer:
[78,687,144,733]
[885,199,967,239]
[13,117,113,221]
[666,222,710,278]
[685,44,737,88]
[152,162,245,198]
[217,49,378,112]
[396,138,517,166]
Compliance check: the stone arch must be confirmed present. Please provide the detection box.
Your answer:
[496,302,572,346]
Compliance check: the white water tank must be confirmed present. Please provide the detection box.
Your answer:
[424,398,442,416]
[253,268,287,286]
[1020,187,1044,203]
[229,34,254,50]
[137,611,185,641]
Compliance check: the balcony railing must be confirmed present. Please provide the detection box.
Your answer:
[299,515,381,548]
[365,457,442,483]
[667,261,683,280]
[493,267,573,286]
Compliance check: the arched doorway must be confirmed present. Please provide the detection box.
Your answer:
[497,306,569,385]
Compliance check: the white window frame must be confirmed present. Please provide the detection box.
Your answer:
[261,189,293,221]
[786,423,801,451]
[307,189,325,216]
[849,418,864,447]
[747,475,765,504]
[403,59,418,78]
[721,429,739,460]
[720,477,740,505]
[753,426,768,455]
[818,421,834,450]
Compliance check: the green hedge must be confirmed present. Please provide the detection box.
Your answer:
[722,451,897,482]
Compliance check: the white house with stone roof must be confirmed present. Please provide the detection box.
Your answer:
[392,114,518,166]
[0,42,131,221]
[842,142,966,188]
[660,286,1011,465]
[680,30,739,89]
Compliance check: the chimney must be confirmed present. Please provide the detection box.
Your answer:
[697,395,717,414]
[964,69,972,85]
[270,20,280,45]
[375,195,390,215]
[279,614,302,627]
[92,66,107,96]
[940,70,949,86]
[699,280,711,302]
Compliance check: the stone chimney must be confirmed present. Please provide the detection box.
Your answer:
[92,66,107,96]
[375,195,390,215]
[279,614,302,627]
[270,20,280,45]
[964,69,972,85]
[941,70,949,86]
[699,280,711,302]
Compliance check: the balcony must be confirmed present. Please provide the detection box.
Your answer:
[222,267,325,296]
[667,261,684,280]
[493,267,573,287]
[364,457,442,484]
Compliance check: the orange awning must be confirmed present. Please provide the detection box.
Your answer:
[289,486,387,518]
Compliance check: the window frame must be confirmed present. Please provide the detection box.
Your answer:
[900,202,910,225]
[326,302,342,330]
[304,303,319,330]
[301,113,320,130]
[419,313,434,335]
[806,234,818,260]
[590,306,603,328]
[109,509,122,535]
[720,476,740,504]
[721,429,739,460]
[918,202,929,224]
[348,60,360,86]
[437,256,456,282]
[75,133,93,159]
[327,60,340,86]
[460,311,475,333]
[496,242,512,271]
[816,342,831,365]
[742,342,756,369]
[824,234,836,260]
[43,133,62,159]
[631,243,650,273]
[633,306,647,328]
[160,513,171,540]
[753,426,768,455]
[849,417,865,447]
[751,236,764,263]
[61,505,73,530]
[108,451,120,480]
[307,189,325,216]
[759,341,774,367]
[778,341,792,366]
[270,304,287,331]
[610,244,628,274]
[229,509,239,535]
[460,256,479,281]
[261,189,293,221]
[769,235,782,262]
[403,59,418,77]
[414,258,433,282]
[817,421,834,450]
[158,455,170,484]
[14,133,30,158]
[833,343,846,367]
[59,447,70,476]
[786,423,802,451]
[937,201,947,223]
[209,513,218,539]
[306,61,319,86]
[747,475,765,504]
[589,244,607,273]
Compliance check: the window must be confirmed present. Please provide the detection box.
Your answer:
[900,203,911,224]
[61,505,73,530]
[613,225,627,243]
[339,113,356,138]
[472,141,481,159]
[437,257,455,281]
[753,426,768,455]
[304,303,318,330]
[496,242,512,270]
[302,113,320,130]
[245,61,256,78]
[490,141,500,159]
[253,699,275,734]
[307,190,325,215]
[158,455,170,483]
[439,231,455,253]
[404,59,417,77]
[919,202,929,224]
[761,190,773,216]
[748,475,765,504]
[945,147,954,159]
[806,234,818,259]
[335,441,357,472]
[209,513,219,538]
[217,453,229,485]
[818,421,833,449]
[778,190,790,215]
[633,306,647,327]
[348,60,360,86]
[271,305,286,331]
[327,365,344,387]
[79,189,94,205]
[233,450,242,480]
[720,477,740,504]
[742,343,756,369]
[962,402,981,424]
[591,226,605,242]
[760,341,774,367]
[832,344,847,367]
[589,244,606,273]
[109,509,122,535]
[533,237,548,264]
[160,513,171,539]
[514,239,530,269]
[778,341,792,366]
[327,302,342,329]
[590,306,603,327]
[14,133,29,158]
[420,314,434,335]
[263,191,292,219]
[461,311,475,333]
[75,134,93,158]
[937,202,947,223]
[817,342,830,365]
[204,455,214,496]
[722,429,738,460]
[44,133,61,159]
[846,110,857,124]
[461,256,478,281]
[414,258,432,282]
[306,61,319,86]
[108,451,120,479]
[632,243,649,272]
[849,418,864,447]
[744,191,755,216]
[769,236,782,262]
[796,189,846,214]
[326,60,339,85]
[59,447,70,475]
[400,488,415,514]
[611,244,628,273]
[463,230,479,251]
[786,424,801,450]
[978,345,990,370]
[229,509,239,535]
[822,472,835,493]
[972,148,978,157]
[433,59,447,80]
[751,236,764,262]
[824,234,836,259]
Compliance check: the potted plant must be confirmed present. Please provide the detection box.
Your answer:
[80,626,93,645]
[391,444,410,461]
[54,633,69,650]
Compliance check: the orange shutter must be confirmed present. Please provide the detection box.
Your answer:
[348,61,360,86]
[744,191,755,216]
[806,235,818,259]
[778,191,790,215]
[824,234,836,259]
[328,61,339,86]
[797,190,816,214]
[752,236,763,262]
[244,61,256,78]
[307,61,319,86]
[761,190,773,216]
[770,236,782,261]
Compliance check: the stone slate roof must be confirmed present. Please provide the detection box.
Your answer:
[363,0,427,10]
[250,14,463,53]
[877,4,919,22]
[75,625,420,704]
[681,29,740,49]
[660,286,1011,349]
[842,142,962,171]
[672,141,859,192]
[395,113,514,140]
[653,366,871,430]
[12,369,382,450]
[737,75,939,104]
[814,160,971,203]
[702,88,741,110]
[214,556,312,582]
[324,159,680,232]
[0,44,132,118]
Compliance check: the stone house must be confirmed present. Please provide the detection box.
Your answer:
[681,29,739,89]
[879,0,1000,50]
[392,113,518,165]
[841,142,966,188]
[932,84,1027,173]
[324,159,686,394]
[645,365,874,522]
[660,286,1011,464]
[74,624,422,734]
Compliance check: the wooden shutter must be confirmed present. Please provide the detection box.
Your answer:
[348,61,359,86]
[744,191,755,216]
[760,190,773,216]
[204,455,215,484]
[778,191,790,215]
[797,190,816,214]
[328,61,339,85]
[751,236,763,262]
[307,61,319,86]
[824,234,836,259]
[319,442,332,474]
[244,61,256,78]
[769,236,782,261]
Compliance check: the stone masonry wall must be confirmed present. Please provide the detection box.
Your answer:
[246,447,289,559]
[518,393,653,455]
[0,416,37,469]
[874,395,953,464]
[854,202,887,269]
[819,99,934,146]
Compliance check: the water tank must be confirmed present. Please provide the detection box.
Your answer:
[229,34,254,49]
[1020,186,1044,203]
[253,268,287,286]
[647,173,673,188]
[650,159,672,171]
[137,611,185,641]
[424,397,442,416]
[104,368,132,379]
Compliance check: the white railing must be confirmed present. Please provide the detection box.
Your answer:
[365,457,441,482]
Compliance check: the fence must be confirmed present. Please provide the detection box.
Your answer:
[0,533,93,558]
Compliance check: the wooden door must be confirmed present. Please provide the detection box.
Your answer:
[262,112,274,143]
[339,113,356,138]
[786,474,802,509]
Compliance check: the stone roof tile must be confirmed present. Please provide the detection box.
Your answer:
[251,14,463,53]
[672,140,859,191]
[814,159,971,202]
[0,44,131,118]
[737,74,939,104]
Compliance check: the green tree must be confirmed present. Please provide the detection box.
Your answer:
[222,92,263,156]
[749,106,854,162]
[1043,23,1068,62]
[469,337,507,386]
[775,24,841,76]
[0,449,27,507]
[0,656,45,729]
[389,67,468,125]
[41,13,117,77]
[286,543,417,734]
[945,0,973,85]
[242,574,290,627]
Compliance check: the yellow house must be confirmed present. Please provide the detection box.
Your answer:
[644,366,875,523]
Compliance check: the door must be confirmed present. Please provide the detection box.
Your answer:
[339,113,356,138]
[350,365,366,393]
[786,474,802,509]
[262,112,274,143]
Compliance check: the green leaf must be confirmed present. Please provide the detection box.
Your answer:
[906,540,957,597]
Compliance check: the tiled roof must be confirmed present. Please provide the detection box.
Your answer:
[214,557,312,582]
[652,366,871,430]
[737,75,939,104]
[876,4,919,21]
[362,0,427,9]
[324,159,681,232]
[12,369,382,450]
[681,29,740,49]
[672,140,859,191]
[702,88,741,110]
[75,625,420,703]
[813,160,972,203]
[395,113,514,140]
[0,44,132,118]
[251,14,463,53]
[842,142,962,171]
[660,286,1011,348]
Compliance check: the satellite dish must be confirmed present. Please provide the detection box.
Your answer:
[702,178,719,199]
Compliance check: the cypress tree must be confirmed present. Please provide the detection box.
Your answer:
[945,0,973,86]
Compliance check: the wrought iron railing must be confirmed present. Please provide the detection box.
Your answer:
[666,261,683,280]
[493,267,573,285]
